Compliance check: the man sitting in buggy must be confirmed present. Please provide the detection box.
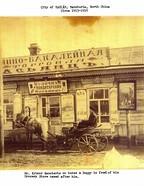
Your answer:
[66,106,97,136]
[77,106,97,129]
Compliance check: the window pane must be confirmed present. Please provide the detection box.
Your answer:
[50,108,60,117]
[9,95,13,103]
[49,97,59,107]
[100,101,109,115]
[4,95,9,103]
[6,105,13,119]
[42,108,47,117]
[89,90,93,99]
[105,89,109,98]
[42,98,46,107]
[101,116,109,123]
[89,89,109,124]
[90,101,98,115]
[94,89,103,99]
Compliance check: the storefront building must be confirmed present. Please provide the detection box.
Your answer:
[2,44,144,138]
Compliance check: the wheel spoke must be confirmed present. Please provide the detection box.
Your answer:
[89,144,96,151]
[78,133,98,154]
[81,136,87,143]
[85,135,89,144]
[78,141,87,145]
[97,136,108,152]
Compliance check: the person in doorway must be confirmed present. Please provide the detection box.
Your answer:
[77,106,97,129]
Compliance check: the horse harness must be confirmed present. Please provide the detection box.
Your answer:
[20,116,42,134]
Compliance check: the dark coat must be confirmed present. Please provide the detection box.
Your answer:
[78,110,97,128]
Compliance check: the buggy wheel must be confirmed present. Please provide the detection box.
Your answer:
[78,133,98,154]
[97,136,108,152]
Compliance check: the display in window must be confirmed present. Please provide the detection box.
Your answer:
[6,105,13,119]
[50,108,60,117]
[100,101,109,115]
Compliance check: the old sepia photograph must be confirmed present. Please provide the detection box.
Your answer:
[1,16,144,171]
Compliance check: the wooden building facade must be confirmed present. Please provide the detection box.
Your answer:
[2,44,144,138]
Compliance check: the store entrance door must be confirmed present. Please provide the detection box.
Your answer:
[41,96,61,133]
[48,96,61,125]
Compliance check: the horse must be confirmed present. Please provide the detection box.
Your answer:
[14,113,49,150]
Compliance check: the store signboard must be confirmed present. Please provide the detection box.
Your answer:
[2,47,109,75]
[76,89,87,121]
[28,80,67,94]
[61,94,75,123]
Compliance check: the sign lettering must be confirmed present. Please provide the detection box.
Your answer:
[2,48,109,75]
[28,80,67,94]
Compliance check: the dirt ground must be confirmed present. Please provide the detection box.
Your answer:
[1,143,144,170]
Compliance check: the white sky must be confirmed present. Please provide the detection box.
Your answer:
[1,16,144,58]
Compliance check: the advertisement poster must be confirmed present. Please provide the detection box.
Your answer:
[61,94,75,122]
[76,89,87,121]
[13,93,22,116]
[1,1,144,186]
[24,96,38,117]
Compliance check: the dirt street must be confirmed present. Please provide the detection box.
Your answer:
[1,143,144,170]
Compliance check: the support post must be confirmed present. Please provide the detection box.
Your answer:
[0,57,4,158]
[0,109,4,158]
[0,22,4,158]
[126,110,131,148]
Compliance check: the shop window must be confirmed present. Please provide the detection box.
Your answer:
[41,96,60,118]
[105,89,109,98]
[4,94,13,104]
[4,94,14,119]
[89,90,93,99]
[89,88,109,124]
[94,89,103,99]
[6,105,13,120]
[3,93,14,130]
[41,97,47,117]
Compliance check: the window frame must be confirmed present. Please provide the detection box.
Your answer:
[41,96,61,118]
[88,88,110,124]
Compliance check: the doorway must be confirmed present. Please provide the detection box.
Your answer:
[41,96,61,125]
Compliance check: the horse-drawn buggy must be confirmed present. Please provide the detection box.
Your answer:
[47,125,108,154]
[8,107,108,154]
